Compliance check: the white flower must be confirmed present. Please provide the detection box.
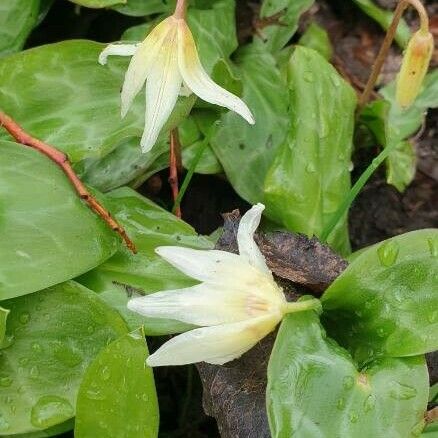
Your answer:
[128,204,321,367]
[99,13,254,153]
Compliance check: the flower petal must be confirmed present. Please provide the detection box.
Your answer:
[177,20,254,124]
[155,246,241,282]
[146,315,279,366]
[237,203,270,275]
[98,43,139,65]
[140,33,182,152]
[121,17,174,118]
[128,281,262,326]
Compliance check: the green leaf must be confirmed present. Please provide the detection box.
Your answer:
[68,0,125,8]
[0,141,119,300]
[77,187,213,335]
[113,0,173,16]
[386,140,416,192]
[351,0,411,48]
[0,40,191,162]
[322,229,438,362]
[422,421,438,436]
[267,311,429,437]
[6,420,74,438]
[210,43,289,204]
[257,0,314,53]
[0,0,40,57]
[0,307,9,347]
[75,329,158,438]
[0,281,128,434]
[264,47,357,255]
[298,22,333,60]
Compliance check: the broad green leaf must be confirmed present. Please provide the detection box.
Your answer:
[386,140,416,192]
[267,311,429,437]
[0,307,8,347]
[298,22,333,60]
[322,229,438,362]
[77,187,213,335]
[264,47,357,255]
[257,0,314,53]
[0,141,119,300]
[8,420,74,438]
[351,0,410,48]
[0,40,191,162]
[0,281,128,434]
[75,329,158,438]
[210,43,289,204]
[114,0,173,16]
[422,422,438,436]
[68,0,124,8]
[0,0,40,57]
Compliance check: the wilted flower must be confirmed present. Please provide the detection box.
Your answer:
[99,6,254,153]
[128,204,321,367]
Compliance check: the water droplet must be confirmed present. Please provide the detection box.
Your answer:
[426,308,437,324]
[306,163,316,173]
[343,376,355,389]
[303,71,314,82]
[427,237,437,257]
[19,357,29,366]
[336,398,345,410]
[101,366,111,381]
[142,393,149,402]
[86,386,106,401]
[377,327,386,338]
[30,366,39,378]
[32,343,42,353]
[349,411,358,423]
[0,414,10,431]
[377,240,399,267]
[364,395,376,412]
[30,396,74,429]
[331,75,341,88]
[389,382,417,400]
[0,377,12,387]
[19,313,30,325]
[87,325,95,334]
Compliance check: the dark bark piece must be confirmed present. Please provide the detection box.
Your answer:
[197,211,347,438]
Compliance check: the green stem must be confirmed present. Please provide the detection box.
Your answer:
[172,139,209,214]
[284,299,321,315]
[321,142,398,242]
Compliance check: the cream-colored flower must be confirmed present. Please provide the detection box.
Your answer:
[99,14,254,153]
[128,204,320,367]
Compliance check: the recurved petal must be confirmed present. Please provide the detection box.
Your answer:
[140,33,182,152]
[146,315,279,366]
[128,279,269,326]
[98,43,139,65]
[177,20,254,124]
[155,246,242,282]
[121,17,174,118]
[237,203,270,275]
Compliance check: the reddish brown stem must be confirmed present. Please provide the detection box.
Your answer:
[169,129,182,218]
[0,111,137,254]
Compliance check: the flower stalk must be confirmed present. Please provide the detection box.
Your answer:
[284,299,322,315]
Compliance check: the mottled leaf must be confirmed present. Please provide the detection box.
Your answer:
[0,141,119,300]
[322,229,438,362]
[0,0,40,57]
[298,22,333,60]
[257,0,314,53]
[264,47,356,255]
[267,311,428,437]
[0,281,128,434]
[75,329,158,438]
[0,40,191,162]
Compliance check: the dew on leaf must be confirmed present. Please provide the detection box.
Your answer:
[18,312,30,325]
[389,382,417,400]
[0,377,12,387]
[30,395,74,429]
[343,376,355,389]
[377,240,399,267]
